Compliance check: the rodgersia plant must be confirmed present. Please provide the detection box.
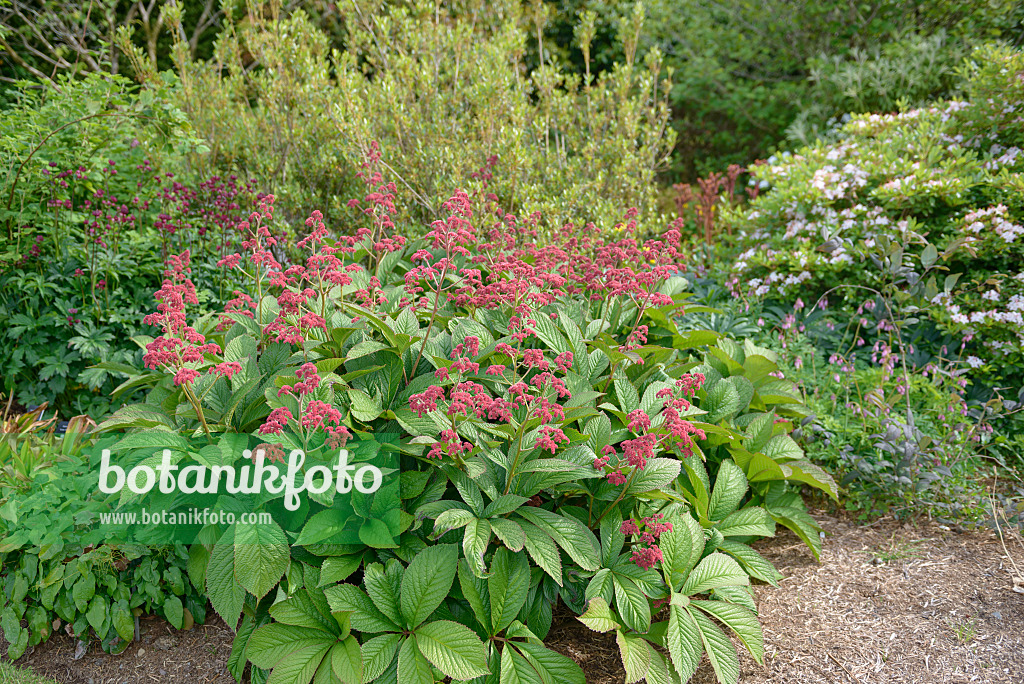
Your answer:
[94,149,835,684]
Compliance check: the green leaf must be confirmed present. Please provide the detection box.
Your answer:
[763,435,803,463]
[364,561,404,627]
[716,540,778,585]
[725,376,754,415]
[489,518,526,552]
[643,645,676,684]
[397,637,434,684]
[666,603,702,682]
[234,522,290,599]
[483,495,528,518]
[682,459,711,517]
[691,599,764,664]
[783,460,839,500]
[741,413,775,454]
[360,633,402,682]
[458,560,491,634]
[72,572,95,611]
[360,518,400,549]
[414,621,490,680]
[577,597,620,633]
[705,381,741,423]
[318,555,363,586]
[296,509,350,546]
[247,624,335,670]
[329,636,364,684]
[400,544,459,628]
[658,516,705,591]
[716,507,776,539]
[515,642,585,684]
[207,537,245,629]
[681,553,748,596]
[269,591,335,632]
[520,523,562,586]
[688,606,741,684]
[501,646,544,684]
[266,643,331,684]
[710,585,758,613]
[625,458,681,495]
[515,508,600,571]
[921,243,938,268]
[488,548,530,633]
[708,460,748,520]
[163,595,183,629]
[615,631,650,684]
[324,584,400,633]
[112,601,134,642]
[599,508,625,566]
[612,576,651,633]
[463,518,492,578]
[348,388,383,422]
[86,595,107,634]
[614,375,640,413]
[769,506,823,560]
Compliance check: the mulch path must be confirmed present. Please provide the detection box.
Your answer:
[4,509,1023,683]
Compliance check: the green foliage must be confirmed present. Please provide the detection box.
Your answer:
[0,661,57,684]
[725,45,1024,388]
[578,516,761,684]
[0,71,196,255]
[0,72,258,417]
[0,446,205,660]
[85,142,835,681]
[162,0,674,230]
[545,0,1021,177]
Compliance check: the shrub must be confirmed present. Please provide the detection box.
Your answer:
[87,151,836,683]
[723,45,1024,390]
[585,0,1020,176]
[0,73,264,417]
[143,0,674,231]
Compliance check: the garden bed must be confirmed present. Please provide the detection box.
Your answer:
[7,509,1019,684]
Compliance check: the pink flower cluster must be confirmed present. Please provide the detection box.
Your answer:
[142,251,226,386]
[621,513,674,569]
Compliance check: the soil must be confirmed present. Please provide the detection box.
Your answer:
[3,508,1023,684]
[7,615,236,684]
